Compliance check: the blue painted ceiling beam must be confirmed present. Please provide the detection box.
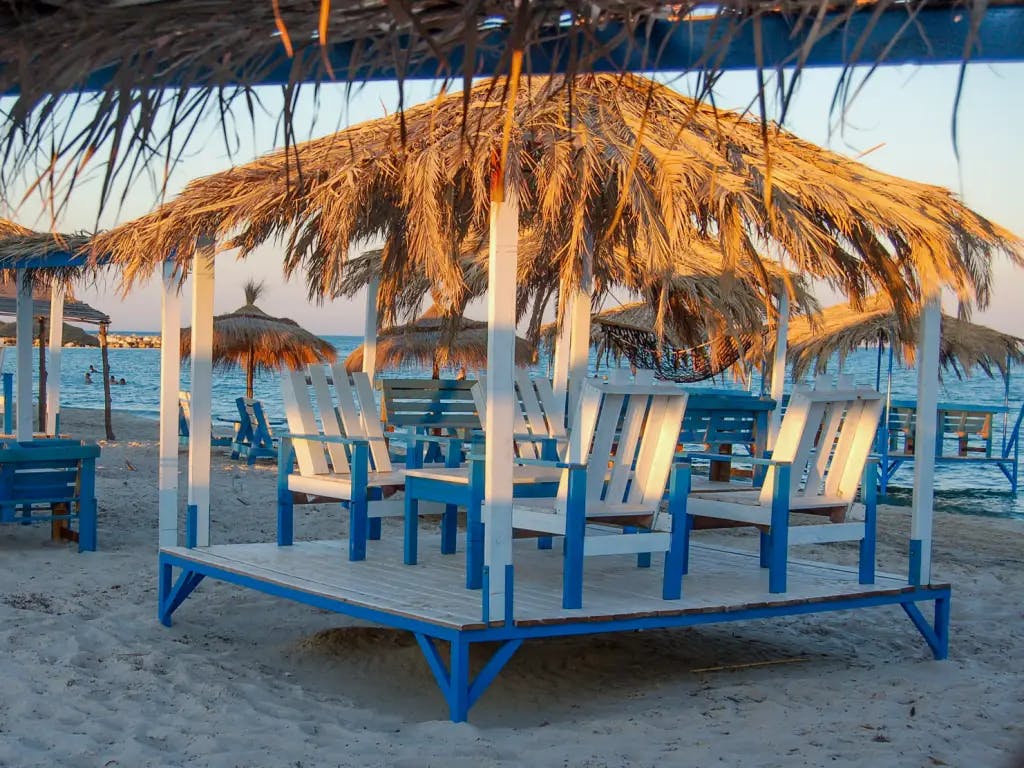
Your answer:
[65,4,1024,94]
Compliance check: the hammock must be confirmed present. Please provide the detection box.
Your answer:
[595,325,746,383]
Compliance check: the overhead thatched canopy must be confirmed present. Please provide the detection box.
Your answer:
[1,1,1002,216]
[181,281,336,397]
[345,304,534,378]
[0,320,99,348]
[0,283,109,325]
[93,73,1022,336]
[785,293,1024,381]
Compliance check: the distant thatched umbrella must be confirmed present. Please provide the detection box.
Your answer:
[785,294,1024,381]
[181,281,336,398]
[93,74,1021,333]
[345,304,534,378]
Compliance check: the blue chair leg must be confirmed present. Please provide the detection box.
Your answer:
[562,467,587,610]
[859,462,879,584]
[663,463,689,600]
[368,488,382,541]
[441,504,458,555]
[78,499,97,552]
[767,464,791,594]
[759,531,771,568]
[629,528,652,568]
[537,536,553,550]
[404,493,419,565]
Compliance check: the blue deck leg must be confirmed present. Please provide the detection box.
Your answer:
[441,505,458,555]
[349,443,368,562]
[663,463,689,600]
[158,559,205,627]
[448,636,471,722]
[404,492,419,565]
[562,467,587,610]
[859,461,878,584]
[768,463,791,594]
[902,593,951,660]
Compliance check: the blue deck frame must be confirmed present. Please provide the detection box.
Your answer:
[157,536,951,722]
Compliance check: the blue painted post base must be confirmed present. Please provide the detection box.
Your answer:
[158,559,206,627]
[414,633,523,722]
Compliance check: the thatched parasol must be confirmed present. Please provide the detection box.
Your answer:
[345,304,534,378]
[181,281,336,398]
[92,74,1022,334]
[785,293,1024,381]
[0,218,98,289]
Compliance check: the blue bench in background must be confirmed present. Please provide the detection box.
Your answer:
[0,438,100,551]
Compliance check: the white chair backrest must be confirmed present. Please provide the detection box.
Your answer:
[472,371,568,459]
[280,366,392,477]
[559,379,687,513]
[760,384,883,507]
[179,390,192,428]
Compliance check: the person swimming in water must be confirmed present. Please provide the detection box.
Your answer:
[84,372,93,384]
[118,378,126,385]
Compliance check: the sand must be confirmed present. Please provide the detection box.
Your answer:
[0,407,1021,767]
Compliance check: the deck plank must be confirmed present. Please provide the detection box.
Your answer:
[162,536,926,632]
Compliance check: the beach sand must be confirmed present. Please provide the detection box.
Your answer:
[0,407,1021,767]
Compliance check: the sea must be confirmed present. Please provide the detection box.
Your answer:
[5,333,1022,520]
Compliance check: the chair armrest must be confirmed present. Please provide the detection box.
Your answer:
[514,457,586,471]
[281,433,369,447]
[678,451,790,467]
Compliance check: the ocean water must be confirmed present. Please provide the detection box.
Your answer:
[4,334,1021,519]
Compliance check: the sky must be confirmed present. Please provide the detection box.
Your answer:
[6,61,1024,336]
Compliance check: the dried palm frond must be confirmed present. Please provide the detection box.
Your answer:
[784,293,1024,381]
[92,73,1021,338]
[1,1,999,216]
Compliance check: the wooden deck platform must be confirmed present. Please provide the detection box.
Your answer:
[161,535,937,631]
[158,534,951,721]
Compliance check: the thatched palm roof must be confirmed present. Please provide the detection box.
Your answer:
[0,283,109,325]
[0,217,100,289]
[181,281,336,397]
[1,2,1001,215]
[92,73,1021,333]
[785,294,1024,380]
[345,304,534,377]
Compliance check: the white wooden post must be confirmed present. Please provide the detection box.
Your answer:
[45,283,64,435]
[550,291,572,420]
[566,284,592,425]
[15,269,33,441]
[484,186,519,621]
[363,277,379,382]
[768,291,790,449]
[910,296,941,585]
[159,262,182,547]
[187,246,215,547]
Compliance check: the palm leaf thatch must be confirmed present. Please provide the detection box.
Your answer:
[0,1,998,216]
[345,303,534,378]
[180,280,336,397]
[785,293,1024,381]
[93,73,1021,337]
[0,218,99,289]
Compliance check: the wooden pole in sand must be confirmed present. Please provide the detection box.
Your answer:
[99,321,115,440]
[37,315,46,432]
[46,283,65,435]
[15,269,34,441]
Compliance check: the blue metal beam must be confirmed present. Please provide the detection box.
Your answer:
[59,5,1024,95]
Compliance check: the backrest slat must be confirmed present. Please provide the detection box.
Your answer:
[308,366,350,473]
[586,392,625,502]
[604,391,647,503]
[281,369,329,476]
[349,370,392,472]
